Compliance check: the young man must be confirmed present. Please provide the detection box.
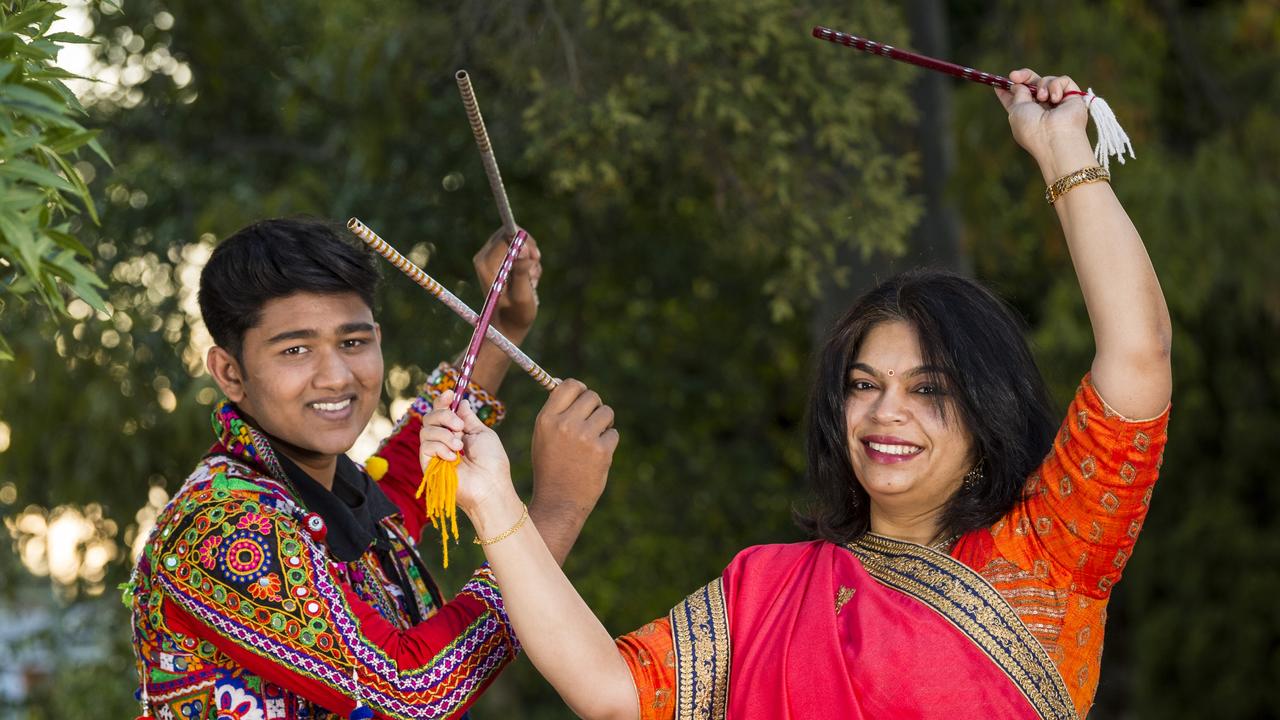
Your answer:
[127,218,618,718]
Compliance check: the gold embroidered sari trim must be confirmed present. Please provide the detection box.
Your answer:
[848,534,1076,720]
[669,578,731,720]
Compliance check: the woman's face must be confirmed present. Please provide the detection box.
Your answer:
[844,320,976,519]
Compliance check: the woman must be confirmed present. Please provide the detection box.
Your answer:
[422,69,1172,719]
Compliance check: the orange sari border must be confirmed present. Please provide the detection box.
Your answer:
[847,534,1077,720]
[669,578,731,720]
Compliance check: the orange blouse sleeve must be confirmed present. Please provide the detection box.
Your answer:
[616,617,678,720]
[992,373,1170,599]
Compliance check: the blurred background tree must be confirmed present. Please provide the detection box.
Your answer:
[0,1,1275,717]
[0,0,110,360]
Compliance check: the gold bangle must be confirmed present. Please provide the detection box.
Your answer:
[1045,165,1110,205]
[473,503,529,546]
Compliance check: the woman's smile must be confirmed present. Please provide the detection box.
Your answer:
[861,435,924,463]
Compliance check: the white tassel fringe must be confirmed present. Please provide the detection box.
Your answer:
[1082,88,1134,173]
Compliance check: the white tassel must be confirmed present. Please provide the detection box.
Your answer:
[1082,88,1134,173]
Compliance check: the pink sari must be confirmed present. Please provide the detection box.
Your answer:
[668,536,1075,719]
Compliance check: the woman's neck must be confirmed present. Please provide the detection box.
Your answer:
[868,501,948,546]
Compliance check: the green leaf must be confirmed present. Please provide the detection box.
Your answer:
[43,128,99,155]
[0,82,65,112]
[0,133,42,158]
[11,38,56,63]
[44,32,95,45]
[87,136,111,167]
[0,208,37,273]
[39,144,97,223]
[0,188,46,212]
[43,227,90,257]
[28,65,84,81]
[0,158,75,192]
[1,5,60,35]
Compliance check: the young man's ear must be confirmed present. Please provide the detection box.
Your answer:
[207,346,247,403]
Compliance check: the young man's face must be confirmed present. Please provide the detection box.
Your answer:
[211,291,383,463]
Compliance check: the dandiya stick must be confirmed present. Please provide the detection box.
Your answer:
[347,218,559,391]
[456,70,518,238]
[418,230,528,568]
[811,26,1134,170]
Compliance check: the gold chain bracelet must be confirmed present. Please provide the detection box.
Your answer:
[473,503,529,546]
[1045,165,1110,205]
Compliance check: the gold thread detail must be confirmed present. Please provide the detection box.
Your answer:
[847,534,1076,720]
[670,579,730,720]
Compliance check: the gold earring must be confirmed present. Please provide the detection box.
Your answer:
[962,459,985,491]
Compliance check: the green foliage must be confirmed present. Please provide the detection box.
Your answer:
[0,0,109,361]
[0,1,918,715]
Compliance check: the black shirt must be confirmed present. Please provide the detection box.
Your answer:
[277,452,429,623]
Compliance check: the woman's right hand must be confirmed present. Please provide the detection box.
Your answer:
[419,390,523,534]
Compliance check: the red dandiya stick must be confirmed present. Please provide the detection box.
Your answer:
[418,228,528,568]
[452,228,529,411]
[813,26,1025,92]
[811,25,1134,171]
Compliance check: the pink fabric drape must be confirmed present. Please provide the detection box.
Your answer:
[721,541,1040,719]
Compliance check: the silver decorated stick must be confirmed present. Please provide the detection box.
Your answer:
[347,218,559,390]
[456,70,518,238]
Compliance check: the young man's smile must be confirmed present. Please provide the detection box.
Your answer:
[208,291,384,482]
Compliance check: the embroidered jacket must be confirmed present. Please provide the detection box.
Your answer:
[129,364,517,719]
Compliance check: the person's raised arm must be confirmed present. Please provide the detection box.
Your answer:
[528,379,617,564]
[423,390,638,720]
[997,69,1172,419]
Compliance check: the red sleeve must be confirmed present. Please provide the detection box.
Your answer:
[370,363,507,541]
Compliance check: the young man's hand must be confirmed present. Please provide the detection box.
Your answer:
[473,227,541,344]
[529,380,619,564]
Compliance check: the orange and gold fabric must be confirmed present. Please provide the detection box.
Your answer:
[963,373,1169,718]
[615,374,1169,720]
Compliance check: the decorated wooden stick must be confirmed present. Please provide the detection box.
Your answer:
[417,229,528,568]
[456,70,518,238]
[347,218,559,391]
[812,26,1133,171]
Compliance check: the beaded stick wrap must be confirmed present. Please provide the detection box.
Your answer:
[453,229,528,411]
[346,218,559,391]
[811,26,1135,170]
[456,70,517,238]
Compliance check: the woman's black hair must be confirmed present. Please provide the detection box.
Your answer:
[198,217,380,361]
[797,269,1057,543]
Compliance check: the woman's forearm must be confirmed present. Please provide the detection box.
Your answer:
[470,494,640,720]
[1036,134,1172,418]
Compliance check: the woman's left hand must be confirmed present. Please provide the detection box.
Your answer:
[419,390,518,527]
[995,68,1090,164]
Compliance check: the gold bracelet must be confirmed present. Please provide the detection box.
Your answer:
[1045,165,1110,205]
[473,503,528,546]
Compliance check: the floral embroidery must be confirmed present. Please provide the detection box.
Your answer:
[198,535,224,569]
[238,512,273,535]
[247,572,283,602]
[215,678,266,720]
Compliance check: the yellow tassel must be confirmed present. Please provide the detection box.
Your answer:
[364,456,389,482]
[415,455,461,568]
